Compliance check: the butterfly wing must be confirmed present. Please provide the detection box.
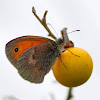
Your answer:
[5,36,59,83]
[16,42,58,83]
[5,36,55,68]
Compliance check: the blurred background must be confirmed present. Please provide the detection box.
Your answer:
[0,0,99,100]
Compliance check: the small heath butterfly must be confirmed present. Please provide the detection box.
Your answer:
[5,7,74,83]
[5,28,73,83]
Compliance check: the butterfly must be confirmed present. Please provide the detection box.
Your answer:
[5,28,73,83]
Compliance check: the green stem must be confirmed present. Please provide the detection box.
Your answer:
[67,87,73,100]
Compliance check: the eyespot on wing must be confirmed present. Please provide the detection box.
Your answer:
[5,36,55,68]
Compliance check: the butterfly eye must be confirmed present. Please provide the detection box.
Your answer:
[14,47,19,52]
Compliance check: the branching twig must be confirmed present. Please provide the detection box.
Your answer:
[67,87,73,100]
[32,7,57,40]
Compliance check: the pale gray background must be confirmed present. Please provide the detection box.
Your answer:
[0,0,99,100]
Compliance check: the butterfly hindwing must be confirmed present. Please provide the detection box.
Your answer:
[16,42,59,83]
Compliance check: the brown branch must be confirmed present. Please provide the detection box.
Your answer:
[67,87,73,100]
[61,28,69,45]
[42,10,48,24]
[32,7,57,40]
[61,28,74,48]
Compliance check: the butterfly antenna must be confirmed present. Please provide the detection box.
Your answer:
[47,23,59,38]
[68,30,80,34]
[65,49,80,57]
[58,57,67,69]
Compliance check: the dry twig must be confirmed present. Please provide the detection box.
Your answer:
[32,7,57,40]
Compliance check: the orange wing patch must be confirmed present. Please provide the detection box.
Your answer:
[12,38,50,61]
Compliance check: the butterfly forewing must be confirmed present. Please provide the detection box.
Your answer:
[5,36,54,68]
[5,36,60,83]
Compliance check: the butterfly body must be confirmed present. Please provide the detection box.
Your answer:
[5,35,65,83]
